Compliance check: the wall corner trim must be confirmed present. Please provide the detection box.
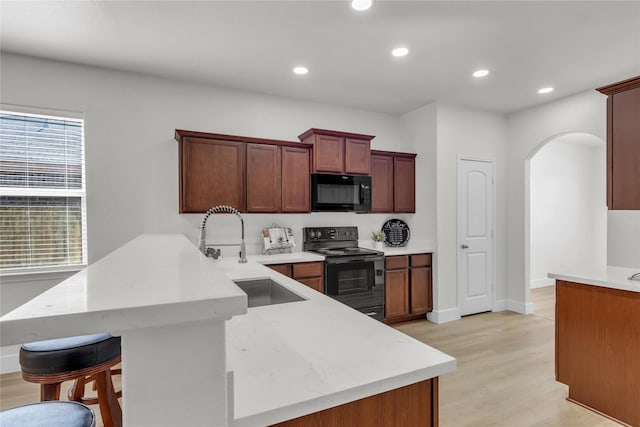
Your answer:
[506,299,534,315]
[427,307,461,324]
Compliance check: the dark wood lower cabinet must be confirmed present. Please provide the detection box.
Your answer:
[270,378,439,427]
[385,254,433,324]
[556,280,640,426]
[267,262,324,293]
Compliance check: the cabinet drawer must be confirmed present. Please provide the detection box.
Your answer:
[267,263,292,277]
[386,255,409,270]
[293,261,323,279]
[410,254,432,267]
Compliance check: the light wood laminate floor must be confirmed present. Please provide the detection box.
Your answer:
[0,287,617,426]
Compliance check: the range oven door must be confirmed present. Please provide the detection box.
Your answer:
[325,255,384,313]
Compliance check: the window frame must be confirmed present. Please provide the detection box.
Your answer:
[0,104,88,276]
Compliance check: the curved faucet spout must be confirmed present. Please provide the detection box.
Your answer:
[199,205,247,263]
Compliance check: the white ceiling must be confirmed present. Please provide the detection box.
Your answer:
[1,1,639,115]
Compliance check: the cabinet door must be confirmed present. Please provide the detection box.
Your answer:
[313,135,344,173]
[371,154,394,213]
[410,266,432,314]
[181,138,245,213]
[282,146,311,212]
[394,157,416,213]
[345,138,371,175]
[246,144,281,212]
[610,86,640,210]
[385,269,409,319]
[297,277,324,293]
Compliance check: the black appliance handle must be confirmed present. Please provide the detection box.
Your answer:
[326,256,383,264]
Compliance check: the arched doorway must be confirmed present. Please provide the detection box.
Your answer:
[524,132,606,315]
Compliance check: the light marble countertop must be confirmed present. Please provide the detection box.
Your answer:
[1,234,454,427]
[359,239,436,256]
[213,256,455,427]
[548,265,640,293]
[0,234,248,345]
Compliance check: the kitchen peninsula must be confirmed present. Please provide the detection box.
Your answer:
[0,234,455,427]
[549,267,640,427]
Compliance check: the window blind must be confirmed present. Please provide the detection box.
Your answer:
[0,111,87,271]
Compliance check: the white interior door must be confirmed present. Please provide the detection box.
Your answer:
[457,158,495,316]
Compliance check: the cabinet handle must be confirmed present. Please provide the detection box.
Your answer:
[460,244,469,249]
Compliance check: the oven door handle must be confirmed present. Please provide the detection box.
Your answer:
[327,256,382,264]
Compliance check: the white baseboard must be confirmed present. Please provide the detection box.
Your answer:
[530,278,555,289]
[427,307,461,324]
[1,346,20,374]
[507,299,534,315]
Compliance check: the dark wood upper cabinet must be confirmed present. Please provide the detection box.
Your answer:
[298,128,374,175]
[179,137,246,213]
[345,138,371,175]
[312,134,343,173]
[371,150,417,213]
[281,146,311,213]
[246,143,281,213]
[371,154,394,213]
[175,129,311,213]
[394,156,416,213]
[596,76,640,210]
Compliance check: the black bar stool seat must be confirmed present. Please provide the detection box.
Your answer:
[0,401,95,427]
[20,333,120,375]
[19,333,122,427]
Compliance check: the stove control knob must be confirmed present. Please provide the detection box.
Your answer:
[308,231,316,239]
[316,231,322,238]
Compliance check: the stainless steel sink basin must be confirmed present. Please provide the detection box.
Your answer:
[233,278,305,308]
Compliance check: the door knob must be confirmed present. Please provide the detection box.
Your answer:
[460,244,469,249]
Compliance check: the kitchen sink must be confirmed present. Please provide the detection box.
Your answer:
[233,278,305,308]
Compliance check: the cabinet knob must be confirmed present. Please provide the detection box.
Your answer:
[460,244,469,249]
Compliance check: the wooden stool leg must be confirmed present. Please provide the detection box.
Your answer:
[95,369,122,427]
[68,376,87,401]
[41,383,61,401]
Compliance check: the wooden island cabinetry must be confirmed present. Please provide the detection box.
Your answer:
[384,254,433,324]
[175,130,311,214]
[555,280,640,426]
[370,150,417,213]
[298,128,374,175]
[596,75,640,210]
[270,378,438,427]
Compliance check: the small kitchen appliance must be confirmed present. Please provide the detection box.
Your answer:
[303,226,385,321]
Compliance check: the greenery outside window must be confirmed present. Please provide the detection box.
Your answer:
[0,109,87,273]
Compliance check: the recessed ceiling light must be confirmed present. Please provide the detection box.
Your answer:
[293,66,309,75]
[392,47,409,57]
[538,87,554,94]
[473,69,489,78]
[351,0,372,11]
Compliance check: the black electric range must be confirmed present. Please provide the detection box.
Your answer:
[303,226,385,321]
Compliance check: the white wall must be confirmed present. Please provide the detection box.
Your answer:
[608,211,640,268]
[506,90,606,311]
[433,104,508,321]
[529,138,606,288]
[0,53,431,309]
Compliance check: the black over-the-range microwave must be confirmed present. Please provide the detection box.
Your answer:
[311,173,372,212]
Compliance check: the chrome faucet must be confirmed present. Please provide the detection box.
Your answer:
[629,272,640,281]
[198,205,247,263]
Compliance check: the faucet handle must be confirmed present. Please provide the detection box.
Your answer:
[206,247,222,259]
